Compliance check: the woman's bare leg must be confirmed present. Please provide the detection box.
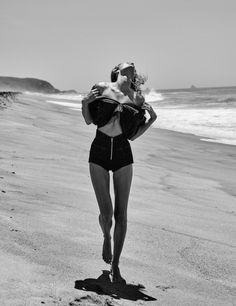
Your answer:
[89,163,113,264]
[112,164,133,283]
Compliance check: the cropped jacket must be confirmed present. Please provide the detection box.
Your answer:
[88,96,146,140]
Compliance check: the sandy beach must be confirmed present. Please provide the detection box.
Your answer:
[0,93,235,306]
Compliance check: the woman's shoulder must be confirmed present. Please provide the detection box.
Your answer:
[93,82,112,91]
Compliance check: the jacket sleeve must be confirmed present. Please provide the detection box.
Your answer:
[120,104,146,139]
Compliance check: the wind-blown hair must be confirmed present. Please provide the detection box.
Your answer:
[110,63,147,93]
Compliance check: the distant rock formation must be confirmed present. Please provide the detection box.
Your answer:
[0,77,60,93]
[190,85,197,90]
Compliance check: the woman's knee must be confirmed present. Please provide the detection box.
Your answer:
[100,211,113,223]
[114,210,127,223]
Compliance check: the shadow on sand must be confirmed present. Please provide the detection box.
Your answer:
[74,270,156,302]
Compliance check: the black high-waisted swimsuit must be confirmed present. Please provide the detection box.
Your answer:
[89,130,133,172]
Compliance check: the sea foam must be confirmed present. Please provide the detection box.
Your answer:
[144,89,164,102]
[151,107,236,145]
[46,100,81,110]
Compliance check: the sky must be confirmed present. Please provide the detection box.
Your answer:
[1,0,236,91]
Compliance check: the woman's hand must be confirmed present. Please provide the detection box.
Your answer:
[84,86,100,104]
[142,102,157,121]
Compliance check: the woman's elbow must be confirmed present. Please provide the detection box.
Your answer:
[129,131,140,141]
[82,110,92,125]
[86,121,93,125]
[84,118,93,125]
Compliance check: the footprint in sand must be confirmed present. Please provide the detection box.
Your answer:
[156,285,175,292]
[10,229,19,232]
[69,294,115,306]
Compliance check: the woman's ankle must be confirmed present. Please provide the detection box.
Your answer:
[112,261,119,269]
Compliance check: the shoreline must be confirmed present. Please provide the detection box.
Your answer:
[0,94,235,305]
[155,127,236,148]
[12,91,236,147]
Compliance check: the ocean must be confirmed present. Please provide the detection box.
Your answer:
[146,87,236,146]
[40,86,236,146]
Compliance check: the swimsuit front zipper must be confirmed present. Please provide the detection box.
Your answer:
[110,137,113,160]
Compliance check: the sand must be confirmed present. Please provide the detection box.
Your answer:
[0,93,235,306]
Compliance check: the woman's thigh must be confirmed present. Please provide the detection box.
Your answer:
[113,164,133,216]
[89,163,113,216]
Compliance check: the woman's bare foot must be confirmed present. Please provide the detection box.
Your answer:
[111,264,126,284]
[102,236,112,264]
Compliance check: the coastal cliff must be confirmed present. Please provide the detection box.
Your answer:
[0,76,60,93]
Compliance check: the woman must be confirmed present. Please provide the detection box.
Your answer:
[82,62,157,284]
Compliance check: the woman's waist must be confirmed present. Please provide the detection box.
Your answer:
[94,129,128,144]
[97,115,122,137]
[97,127,122,138]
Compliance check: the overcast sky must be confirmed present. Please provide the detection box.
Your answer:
[1,0,236,91]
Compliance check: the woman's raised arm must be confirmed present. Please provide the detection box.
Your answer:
[130,103,157,141]
[81,85,100,125]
